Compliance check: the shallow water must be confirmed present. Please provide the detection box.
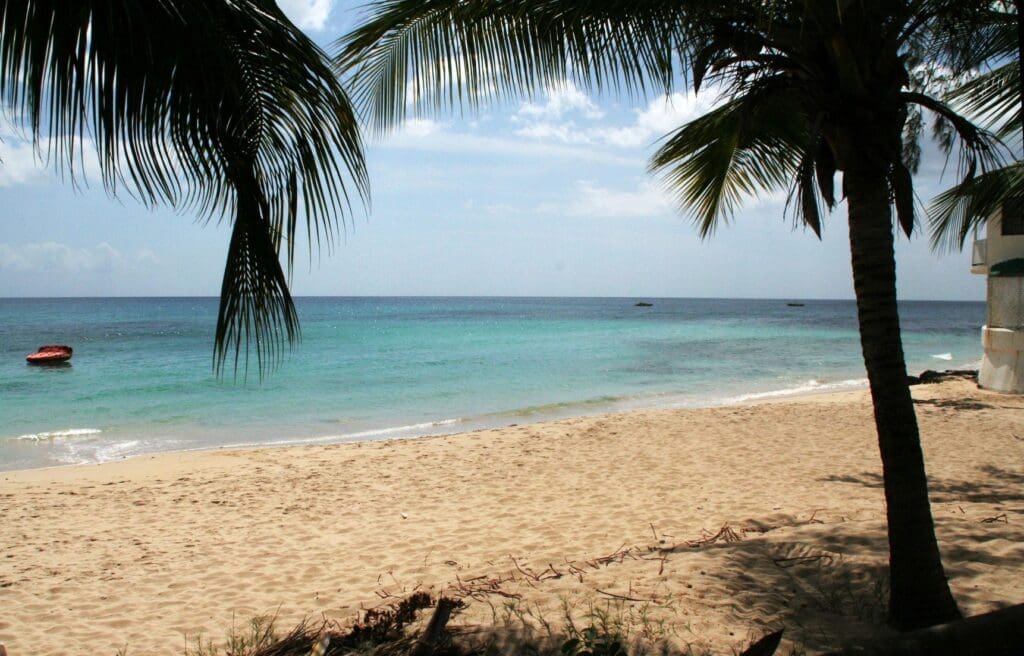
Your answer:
[0,297,984,470]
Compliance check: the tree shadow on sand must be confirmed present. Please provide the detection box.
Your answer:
[689,530,895,652]
[664,509,1022,652]
[223,508,1022,656]
[819,464,1024,503]
[912,398,995,411]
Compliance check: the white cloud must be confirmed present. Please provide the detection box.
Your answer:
[512,87,727,149]
[462,199,520,217]
[0,242,159,274]
[397,118,442,138]
[539,176,783,223]
[510,84,601,146]
[0,139,49,187]
[592,90,725,148]
[515,84,604,122]
[513,122,589,144]
[535,180,673,220]
[277,0,334,30]
[568,180,673,218]
[0,133,104,187]
[378,128,642,168]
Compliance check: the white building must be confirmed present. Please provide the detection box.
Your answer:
[971,200,1024,393]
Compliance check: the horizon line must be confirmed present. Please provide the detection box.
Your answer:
[0,294,984,303]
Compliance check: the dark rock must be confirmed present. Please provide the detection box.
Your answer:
[913,369,979,385]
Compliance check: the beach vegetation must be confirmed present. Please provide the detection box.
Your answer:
[166,596,756,656]
[0,1,368,377]
[185,615,280,656]
[335,0,1005,630]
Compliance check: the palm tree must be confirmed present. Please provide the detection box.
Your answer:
[929,3,1020,249]
[0,0,368,376]
[338,0,1002,629]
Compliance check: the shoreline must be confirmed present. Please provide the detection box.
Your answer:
[1,371,878,476]
[1,381,868,479]
[2,361,979,476]
[2,377,1021,655]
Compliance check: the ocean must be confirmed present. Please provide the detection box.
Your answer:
[0,297,984,471]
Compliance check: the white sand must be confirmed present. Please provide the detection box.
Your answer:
[1,379,1021,654]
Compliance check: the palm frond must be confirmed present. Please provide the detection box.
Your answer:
[216,173,299,379]
[946,62,1020,143]
[923,0,1018,73]
[0,0,368,376]
[892,161,917,238]
[901,91,1007,182]
[648,85,807,237]
[795,149,823,238]
[929,162,1024,251]
[335,0,703,134]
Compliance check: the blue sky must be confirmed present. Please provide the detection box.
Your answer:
[0,1,984,301]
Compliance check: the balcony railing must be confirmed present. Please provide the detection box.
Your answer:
[973,239,987,267]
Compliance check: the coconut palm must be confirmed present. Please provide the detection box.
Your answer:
[929,3,1020,249]
[0,0,368,376]
[338,0,1003,629]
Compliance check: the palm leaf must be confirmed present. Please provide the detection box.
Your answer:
[0,0,368,377]
[901,91,1007,181]
[335,0,702,134]
[946,62,1020,143]
[649,85,807,237]
[924,1,1018,72]
[929,162,1024,251]
[892,161,917,238]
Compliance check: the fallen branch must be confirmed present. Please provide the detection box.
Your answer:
[411,597,459,656]
[772,554,834,569]
[595,588,653,603]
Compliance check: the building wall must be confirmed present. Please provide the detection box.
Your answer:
[986,214,1024,268]
[980,212,1024,393]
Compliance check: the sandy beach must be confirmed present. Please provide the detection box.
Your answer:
[1,378,1022,654]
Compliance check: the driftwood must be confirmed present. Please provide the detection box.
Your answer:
[411,597,459,656]
[824,602,1024,655]
[739,630,784,656]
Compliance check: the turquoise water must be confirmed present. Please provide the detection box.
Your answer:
[0,297,984,471]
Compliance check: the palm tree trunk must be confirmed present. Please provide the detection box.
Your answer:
[843,164,961,630]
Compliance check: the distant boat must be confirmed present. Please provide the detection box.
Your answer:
[634,302,653,307]
[787,302,805,307]
[26,345,73,365]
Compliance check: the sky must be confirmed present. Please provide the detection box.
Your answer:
[0,1,986,301]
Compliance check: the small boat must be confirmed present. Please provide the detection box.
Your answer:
[634,302,653,307]
[26,345,73,365]
[787,302,805,307]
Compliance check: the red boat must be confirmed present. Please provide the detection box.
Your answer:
[26,345,73,364]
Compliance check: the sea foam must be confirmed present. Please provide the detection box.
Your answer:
[12,428,102,442]
[725,378,868,404]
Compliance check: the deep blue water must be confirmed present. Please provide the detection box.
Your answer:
[0,297,984,470]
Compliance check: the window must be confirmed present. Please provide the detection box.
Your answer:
[1002,197,1024,235]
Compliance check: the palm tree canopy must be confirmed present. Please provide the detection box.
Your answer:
[337,0,695,134]
[338,0,1001,240]
[927,3,1021,252]
[0,0,368,376]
